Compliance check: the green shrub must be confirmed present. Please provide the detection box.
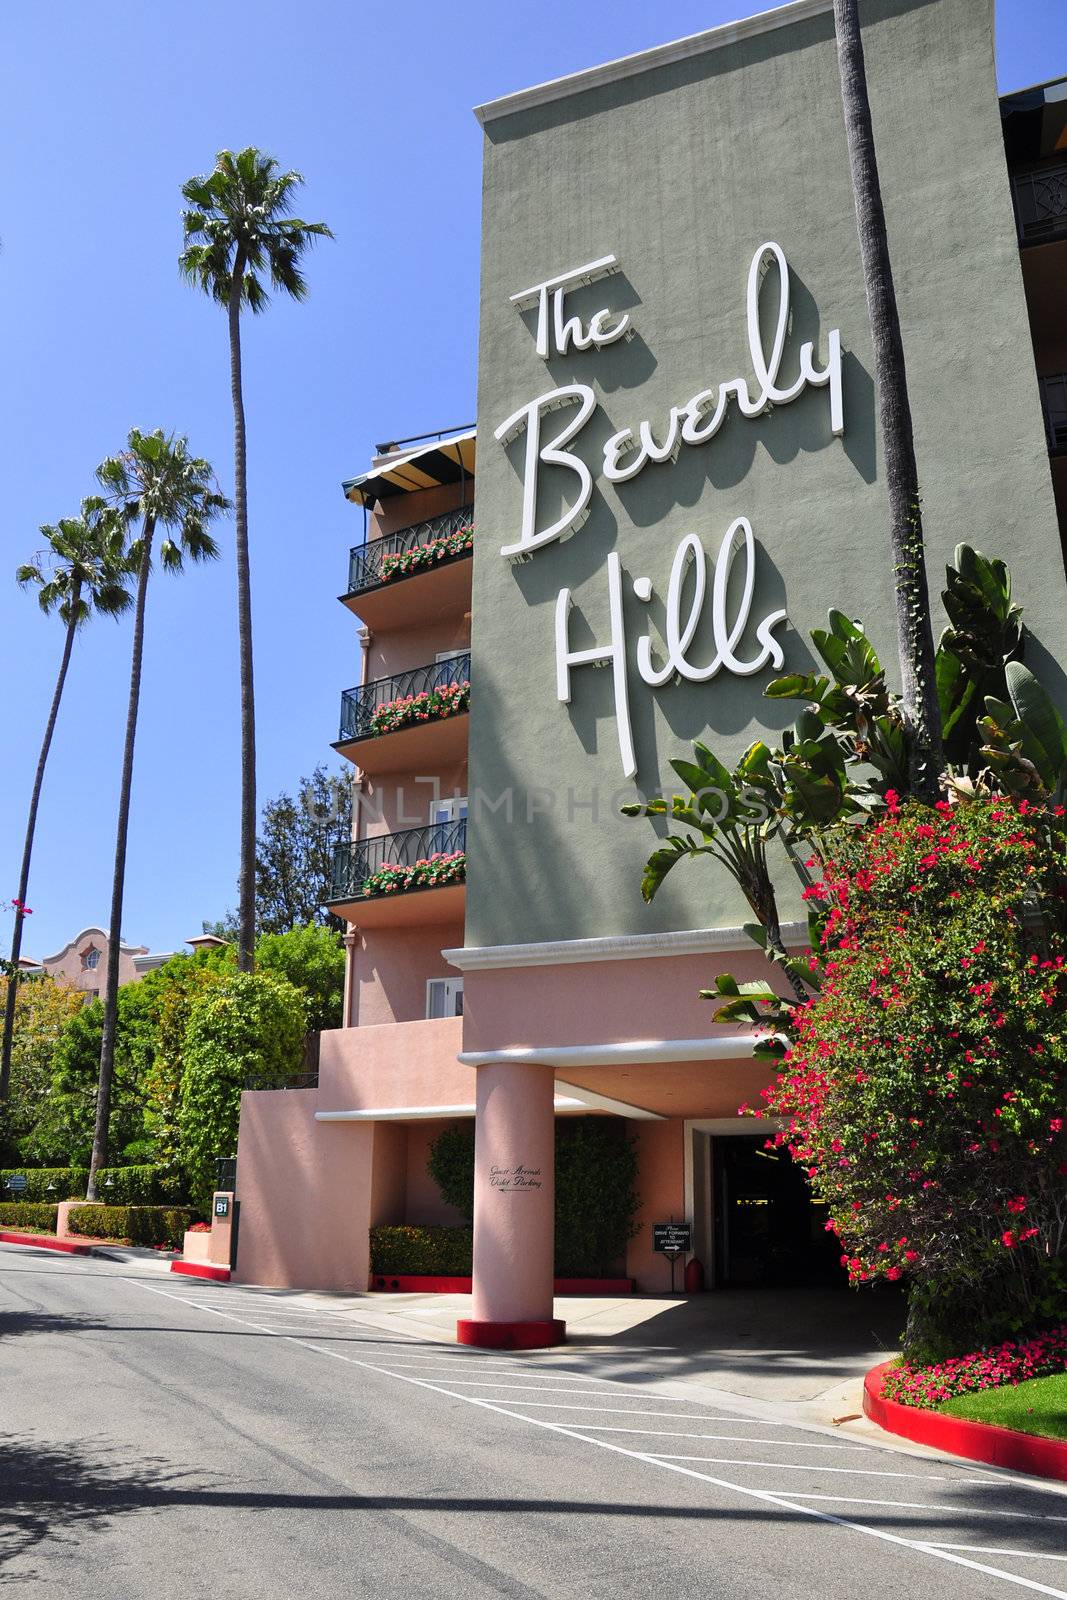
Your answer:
[0,1202,59,1233]
[425,1118,640,1276]
[370,1225,473,1276]
[93,1164,173,1205]
[0,1167,87,1201]
[66,1205,196,1248]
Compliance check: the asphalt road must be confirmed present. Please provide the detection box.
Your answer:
[2,1242,1066,1598]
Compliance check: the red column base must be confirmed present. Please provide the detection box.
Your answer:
[456,1318,566,1350]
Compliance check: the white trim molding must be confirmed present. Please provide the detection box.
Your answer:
[457,1033,767,1070]
[443,922,806,973]
[315,1093,591,1123]
[473,0,831,125]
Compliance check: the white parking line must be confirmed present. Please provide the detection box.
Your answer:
[776,1492,1067,1522]
[644,1457,964,1480]
[925,1547,1067,1564]
[502,1404,849,1441]
[126,1277,1067,1600]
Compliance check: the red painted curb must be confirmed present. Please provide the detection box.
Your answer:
[864,1360,1067,1483]
[457,1318,567,1350]
[170,1260,231,1282]
[0,1230,94,1256]
[370,1274,635,1295]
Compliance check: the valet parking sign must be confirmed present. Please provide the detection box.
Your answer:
[495,245,846,779]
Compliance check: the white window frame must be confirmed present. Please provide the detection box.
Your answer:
[428,794,468,825]
[426,976,464,1019]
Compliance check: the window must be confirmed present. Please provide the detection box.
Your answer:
[81,946,101,971]
[428,795,468,825]
[428,794,468,854]
[433,648,469,689]
[426,978,463,1019]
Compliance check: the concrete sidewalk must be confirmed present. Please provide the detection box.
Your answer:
[219,1282,905,1422]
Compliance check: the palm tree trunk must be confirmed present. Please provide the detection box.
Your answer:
[87,525,153,1200]
[229,253,257,973]
[0,596,81,1102]
[833,0,943,801]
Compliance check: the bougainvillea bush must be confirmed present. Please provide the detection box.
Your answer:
[360,851,466,899]
[753,797,1067,1357]
[881,1323,1067,1407]
[379,525,473,582]
[368,679,469,737]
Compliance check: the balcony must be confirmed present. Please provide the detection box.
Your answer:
[1012,162,1067,246]
[341,505,474,630]
[326,819,467,927]
[334,653,470,773]
[1040,373,1067,456]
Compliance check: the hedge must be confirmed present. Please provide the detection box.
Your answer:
[370,1225,472,1275]
[1,1168,87,1201]
[0,1165,178,1204]
[66,1205,196,1248]
[0,1202,59,1233]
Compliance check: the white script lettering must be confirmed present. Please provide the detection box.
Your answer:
[510,254,632,361]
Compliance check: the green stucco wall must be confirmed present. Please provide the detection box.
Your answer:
[467,0,1067,949]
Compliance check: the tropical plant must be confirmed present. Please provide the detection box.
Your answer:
[832,0,943,798]
[180,148,333,974]
[88,429,226,1199]
[0,503,131,1101]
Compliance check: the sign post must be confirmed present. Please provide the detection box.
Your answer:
[652,1219,692,1294]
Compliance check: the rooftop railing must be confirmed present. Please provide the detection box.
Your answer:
[346,505,474,597]
[329,818,467,904]
[1012,161,1067,245]
[338,653,470,743]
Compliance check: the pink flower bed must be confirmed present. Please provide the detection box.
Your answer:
[881,1324,1067,1407]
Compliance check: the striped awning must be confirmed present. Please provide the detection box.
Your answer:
[342,429,476,507]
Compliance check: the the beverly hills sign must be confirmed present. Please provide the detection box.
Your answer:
[495,244,845,779]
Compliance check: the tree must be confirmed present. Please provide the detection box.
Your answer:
[0,973,84,1163]
[256,923,345,1033]
[0,501,131,1101]
[180,149,333,974]
[87,429,227,1199]
[832,0,944,799]
[178,970,306,1210]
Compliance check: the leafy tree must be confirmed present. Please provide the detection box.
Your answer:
[180,149,333,974]
[178,971,306,1210]
[0,975,84,1163]
[748,799,1067,1359]
[205,766,352,937]
[832,0,943,798]
[89,429,227,1198]
[256,923,344,1033]
[43,988,158,1169]
[1,501,131,1101]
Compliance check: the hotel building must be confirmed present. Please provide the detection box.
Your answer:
[232,0,1067,1347]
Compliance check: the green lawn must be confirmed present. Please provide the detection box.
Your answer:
[939,1373,1067,1442]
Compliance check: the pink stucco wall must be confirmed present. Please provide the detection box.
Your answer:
[41,927,151,999]
[626,1119,686,1291]
[360,756,468,838]
[351,920,465,1027]
[317,1016,469,1111]
[405,1121,471,1226]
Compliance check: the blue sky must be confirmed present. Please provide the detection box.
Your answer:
[2,0,1064,961]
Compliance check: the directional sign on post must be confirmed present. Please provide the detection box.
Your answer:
[653,1221,691,1257]
[5,1174,28,1195]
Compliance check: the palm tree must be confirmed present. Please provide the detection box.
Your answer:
[832,0,944,800]
[0,502,132,1102]
[179,149,332,972]
[86,429,227,1199]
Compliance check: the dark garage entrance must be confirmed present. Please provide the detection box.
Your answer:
[713,1136,847,1288]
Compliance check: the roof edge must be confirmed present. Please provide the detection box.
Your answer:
[473,0,832,126]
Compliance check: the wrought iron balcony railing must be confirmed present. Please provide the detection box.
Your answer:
[1040,372,1067,456]
[329,818,467,903]
[1012,162,1067,245]
[346,505,474,597]
[339,653,471,743]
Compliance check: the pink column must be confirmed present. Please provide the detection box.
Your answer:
[457,1061,565,1349]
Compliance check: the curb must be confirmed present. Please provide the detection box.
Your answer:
[864,1360,1067,1483]
[0,1230,95,1256]
[369,1274,635,1296]
[457,1317,567,1350]
[170,1260,231,1282]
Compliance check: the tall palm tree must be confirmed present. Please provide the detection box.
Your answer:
[179,149,332,972]
[0,502,132,1102]
[87,429,227,1199]
[833,0,944,800]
